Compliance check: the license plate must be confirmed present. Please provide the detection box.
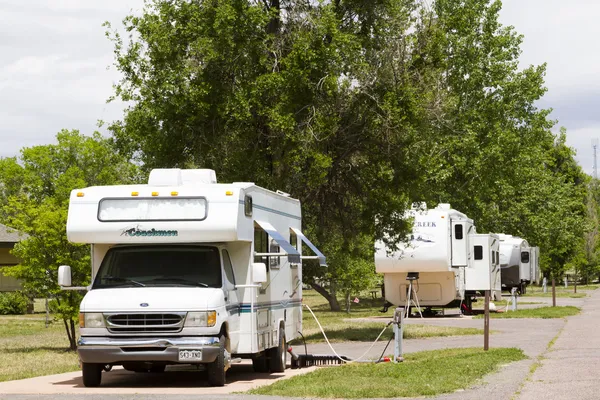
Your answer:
[179,349,202,361]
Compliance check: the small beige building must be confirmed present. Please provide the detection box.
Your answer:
[0,223,24,292]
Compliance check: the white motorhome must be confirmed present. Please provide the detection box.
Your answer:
[498,235,538,293]
[58,169,325,387]
[375,204,502,313]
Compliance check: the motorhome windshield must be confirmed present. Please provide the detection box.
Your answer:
[93,246,222,289]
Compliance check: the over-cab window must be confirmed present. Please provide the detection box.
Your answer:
[491,250,496,264]
[474,245,483,260]
[521,251,530,263]
[454,224,464,240]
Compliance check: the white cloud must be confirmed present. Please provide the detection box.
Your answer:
[0,0,143,157]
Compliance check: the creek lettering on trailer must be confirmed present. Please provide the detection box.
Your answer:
[414,221,437,228]
[121,227,178,237]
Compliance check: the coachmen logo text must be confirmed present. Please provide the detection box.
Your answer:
[121,227,178,237]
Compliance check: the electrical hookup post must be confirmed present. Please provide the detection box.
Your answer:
[393,307,405,363]
[484,290,490,351]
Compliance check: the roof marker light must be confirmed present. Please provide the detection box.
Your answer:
[226,191,234,196]
[76,192,84,198]
[131,192,139,197]
[171,191,179,196]
[152,192,159,196]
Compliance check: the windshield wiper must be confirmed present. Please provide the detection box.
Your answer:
[102,276,146,287]
[148,277,209,287]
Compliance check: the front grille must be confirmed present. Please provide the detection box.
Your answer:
[106,313,185,334]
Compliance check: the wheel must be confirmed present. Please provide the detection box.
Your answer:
[207,335,228,387]
[252,355,269,372]
[82,363,102,387]
[269,326,287,373]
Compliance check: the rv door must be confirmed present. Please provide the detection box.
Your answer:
[451,220,467,267]
[520,249,531,282]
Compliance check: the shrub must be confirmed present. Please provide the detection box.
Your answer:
[0,291,29,315]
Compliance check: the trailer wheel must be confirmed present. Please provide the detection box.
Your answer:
[207,335,228,387]
[269,327,287,373]
[82,363,102,387]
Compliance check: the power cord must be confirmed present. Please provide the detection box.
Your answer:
[303,304,391,363]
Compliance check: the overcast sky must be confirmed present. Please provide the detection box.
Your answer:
[0,0,597,174]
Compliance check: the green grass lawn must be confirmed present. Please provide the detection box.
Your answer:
[475,306,580,319]
[521,284,597,298]
[298,291,483,343]
[249,347,526,398]
[0,316,79,382]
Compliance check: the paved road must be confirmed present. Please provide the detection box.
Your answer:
[0,293,590,400]
[515,289,600,400]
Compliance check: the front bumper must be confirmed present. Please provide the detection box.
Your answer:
[77,336,221,365]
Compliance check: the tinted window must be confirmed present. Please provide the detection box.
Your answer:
[491,251,496,264]
[496,251,499,264]
[254,227,268,263]
[474,245,483,260]
[244,195,253,217]
[521,251,530,263]
[454,224,464,240]
[222,250,236,285]
[269,239,281,268]
[93,246,222,289]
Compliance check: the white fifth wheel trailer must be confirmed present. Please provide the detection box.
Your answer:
[497,234,537,293]
[57,168,325,387]
[375,204,502,313]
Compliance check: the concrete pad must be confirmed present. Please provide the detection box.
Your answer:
[0,362,316,395]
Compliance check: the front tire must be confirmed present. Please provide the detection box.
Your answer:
[82,363,102,387]
[269,327,287,373]
[207,335,228,387]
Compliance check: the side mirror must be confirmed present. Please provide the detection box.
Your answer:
[252,263,267,284]
[58,265,72,287]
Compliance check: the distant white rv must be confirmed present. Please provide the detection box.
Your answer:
[375,203,502,313]
[58,168,325,387]
[497,234,539,293]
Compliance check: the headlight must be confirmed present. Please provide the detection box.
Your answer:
[185,311,216,327]
[79,313,105,328]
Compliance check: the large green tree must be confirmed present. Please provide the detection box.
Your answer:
[0,130,139,349]
[106,0,442,310]
[106,0,588,308]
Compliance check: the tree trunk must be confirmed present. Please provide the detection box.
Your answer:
[69,319,77,351]
[310,282,341,311]
[63,318,75,351]
[345,292,351,314]
[552,278,556,307]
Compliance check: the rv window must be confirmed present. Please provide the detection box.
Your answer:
[269,239,281,269]
[244,195,253,217]
[290,231,298,250]
[496,251,499,264]
[98,197,207,222]
[454,224,464,240]
[93,245,222,289]
[491,251,496,264]
[474,245,483,260]
[254,227,269,263]
[521,251,530,263]
[222,250,236,285]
